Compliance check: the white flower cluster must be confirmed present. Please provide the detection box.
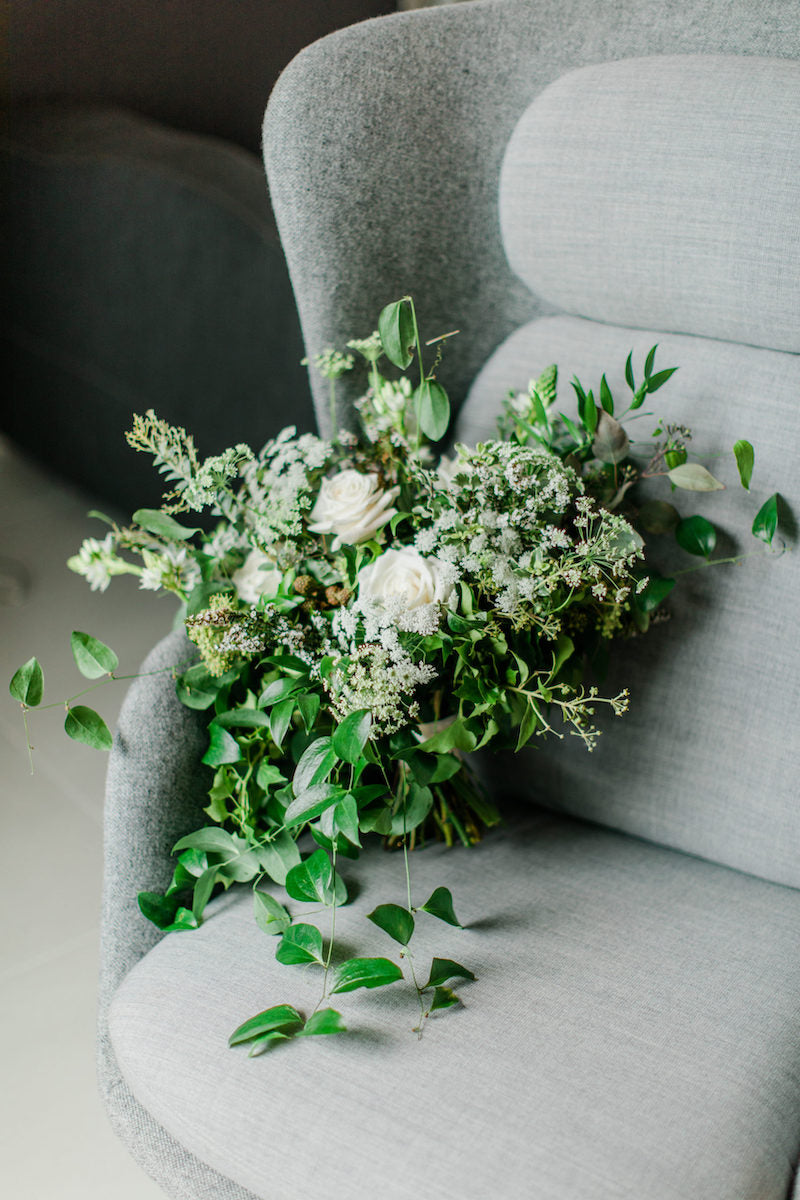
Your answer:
[139,545,202,595]
[325,635,438,735]
[236,428,333,564]
[67,534,118,592]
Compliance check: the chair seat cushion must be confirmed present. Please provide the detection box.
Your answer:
[108,810,800,1200]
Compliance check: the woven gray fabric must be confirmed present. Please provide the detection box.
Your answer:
[459,315,800,887]
[109,810,800,1200]
[264,0,800,436]
[500,56,800,353]
[1,104,314,512]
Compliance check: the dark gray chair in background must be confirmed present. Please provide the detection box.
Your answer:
[99,2,800,1197]
[1,1,394,512]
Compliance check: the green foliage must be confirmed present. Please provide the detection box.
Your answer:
[752,493,780,545]
[9,657,44,706]
[367,903,415,945]
[419,887,462,928]
[330,957,404,994]
[70,632,119,679]
[64,705,112,750]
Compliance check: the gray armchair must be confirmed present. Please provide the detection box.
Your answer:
[99,2,800,1197]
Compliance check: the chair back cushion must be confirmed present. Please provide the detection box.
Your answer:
[500,56,800,352]
[457,54,800,887]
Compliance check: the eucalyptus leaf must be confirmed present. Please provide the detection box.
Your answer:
[378,298,415,370]
[64,705,112,750]
[425,957,476,989]
[638,500,680,534]
[419,886,462,928]
[667,463,725,492]
[70,631,119,679]
[592,410,629,464]
[275,922,324,965]
[733,440,755,490]
[253,890,291,936]
[9,657,44,706]
[228,1004,304,1047]
[675,515,717,557]
[330,957,404,994]
[367,903,415,946]
[132,508,201,540]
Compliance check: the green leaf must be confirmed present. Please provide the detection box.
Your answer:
[419,886,462,928]
[636,574,676,613]
[213,708,271,730]
[378,298,415,370]
[201,724,242,766]
[644,344,658,378]
[752,492,779,545]
[573,379,598,434]
[255,761,287,791]
[293,736,336,793]
[192,866,218,919]
[138,890,185,930]
[298,1008,346,1037]
[417,717,477,754]
[330,957,404,994]
[247,1031,292,1056]
[64,705,112,750]
[228,1004,304,1047]
[163,906,198,932]
[260,677,303,707]
[734,440,755,490]
[424,957,476,989]
[515,702,539,751]
[638,500,680,534]
[332,709,372,763]
[646,366,677,393]
[667,463,725,492]
[9,656,44,706]
[550,633,574,677]
[256,831,302,885]
[296,693,321,732]
[284,782,342,828]
[330,793,362,847]
[173,827,239,855]
[175,664,222,710]
[599,374,614,415]
[416,379,451,441]
[285,848,342,906]
[253,890,291,936]
[624,350,635,392]
[269,699,295,749]
[429,986,460,1012]
[70,631,119,679]
[275,922,324,965]
[675,515,717,557]
[367,903,415,946]
[389,783,434,836]
[132,508,200,540]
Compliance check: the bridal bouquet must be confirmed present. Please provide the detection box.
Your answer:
[10,298,779,1053]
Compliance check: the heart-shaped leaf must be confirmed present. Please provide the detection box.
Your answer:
[276,923,324,965]
[9,657,44,706]
[332,710,372,764]
[64,705,112,750]
[378,299,415,369]
[418,886,462,927]
[424,957,476,989]
[675,515,717,558]
[70,632,119,679]
[367,903,415,946]
[752,492,779,545]
[253,891,291,936]
[330,957,404,994]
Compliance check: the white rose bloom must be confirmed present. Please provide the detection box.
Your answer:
[232,549,282,604]
[358,546,457,632]
[307,469,400,550]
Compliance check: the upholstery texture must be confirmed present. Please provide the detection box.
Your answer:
[500,56,800,353]
[109,810,800,1200]
[264,0,800,435]
[459,315,800,887]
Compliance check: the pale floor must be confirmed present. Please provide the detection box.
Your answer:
[1,436,172,1198]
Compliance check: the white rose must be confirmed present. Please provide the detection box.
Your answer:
[232,549,282,604]
[358,547,457,624]
[307,469,400,550]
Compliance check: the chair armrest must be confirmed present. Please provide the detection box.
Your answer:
[100,629,210,1012]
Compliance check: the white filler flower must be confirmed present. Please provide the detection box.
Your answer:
[358,546,457,632]
[232,549,282,604]
[307,469,399,550]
